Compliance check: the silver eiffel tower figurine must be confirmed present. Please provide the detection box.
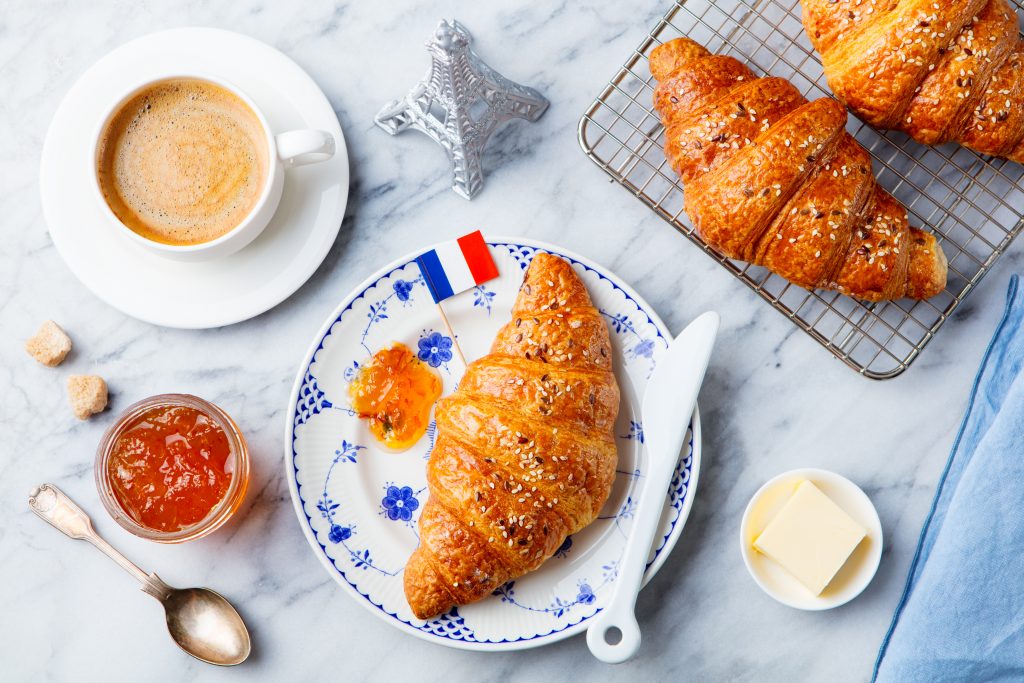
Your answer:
[375,19,549,200]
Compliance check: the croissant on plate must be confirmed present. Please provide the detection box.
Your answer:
[802,0,1024,162]
[404,253,619,620]
[650,37,947,301]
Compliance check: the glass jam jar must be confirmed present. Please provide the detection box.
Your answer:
[95,394,250,543]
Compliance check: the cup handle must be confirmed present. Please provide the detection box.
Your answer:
[276,129,336,168]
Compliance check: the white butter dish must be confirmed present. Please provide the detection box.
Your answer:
[740,468,883,610]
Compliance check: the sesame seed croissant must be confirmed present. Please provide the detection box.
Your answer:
[803,0,1024,162]
[404,253,619,620]
[651,37,947,301]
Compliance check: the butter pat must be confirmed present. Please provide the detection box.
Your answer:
[753,480,866,595]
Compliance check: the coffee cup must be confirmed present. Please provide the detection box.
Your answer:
[91,73,335,261]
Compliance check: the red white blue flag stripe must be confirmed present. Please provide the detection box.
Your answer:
[416,231,499,304]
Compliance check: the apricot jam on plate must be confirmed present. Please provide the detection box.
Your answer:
[349,343,442,450]
[96,394,249,543]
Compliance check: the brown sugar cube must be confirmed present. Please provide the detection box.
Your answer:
[67,375,108,420]
[25,320,72,367]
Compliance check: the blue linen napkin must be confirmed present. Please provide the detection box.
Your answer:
[875,275,1024,681]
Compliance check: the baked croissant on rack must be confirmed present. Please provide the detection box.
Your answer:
[404,253,619,620]
[650,37,947,301]
[802,0,1024,161]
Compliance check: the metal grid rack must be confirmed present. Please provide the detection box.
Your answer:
[578,0,1024,379]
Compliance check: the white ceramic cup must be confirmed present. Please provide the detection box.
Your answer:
[90,73,335,261]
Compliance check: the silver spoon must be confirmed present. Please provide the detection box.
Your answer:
[28,483,251,666]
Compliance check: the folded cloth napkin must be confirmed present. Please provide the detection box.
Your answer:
[875,275,1024,681]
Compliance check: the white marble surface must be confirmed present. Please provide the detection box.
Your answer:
[1,0,1020,680]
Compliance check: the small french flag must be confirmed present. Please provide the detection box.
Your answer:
[416,231,499,304]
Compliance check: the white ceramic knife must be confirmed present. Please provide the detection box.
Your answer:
[586,311,720,663]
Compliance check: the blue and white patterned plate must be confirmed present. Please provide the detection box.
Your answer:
[285,237,700,651]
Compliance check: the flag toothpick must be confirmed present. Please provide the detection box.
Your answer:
[434,303,468,368]
[416,230,500,370]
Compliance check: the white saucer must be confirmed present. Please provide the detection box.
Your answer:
[739,468,883,611]
[39,28,349,329]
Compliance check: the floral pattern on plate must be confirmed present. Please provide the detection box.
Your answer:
[287,238,700,651]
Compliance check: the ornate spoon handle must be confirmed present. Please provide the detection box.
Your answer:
[28,483,165,595]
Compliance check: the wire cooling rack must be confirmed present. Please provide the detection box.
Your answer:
[578,0,1024,379]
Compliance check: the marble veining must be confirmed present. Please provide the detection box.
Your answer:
[0,0,1016,680]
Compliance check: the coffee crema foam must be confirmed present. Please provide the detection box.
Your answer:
[96,78,269,246]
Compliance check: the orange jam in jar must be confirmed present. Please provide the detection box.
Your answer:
[349,343,442,450]
[96,394,249,543]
